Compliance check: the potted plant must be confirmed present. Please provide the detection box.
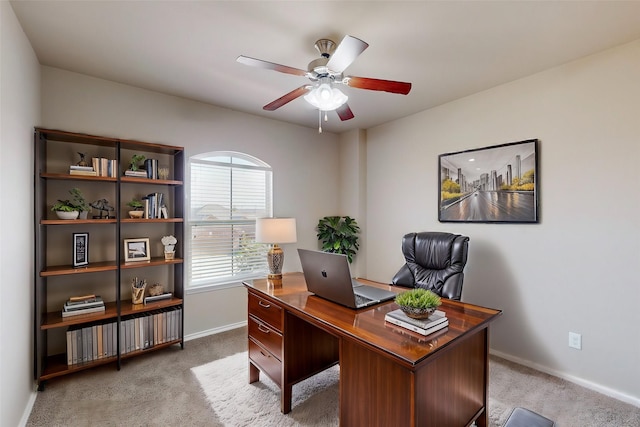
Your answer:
[316,216,360,263]
[127,199,145,218]
[70,188,91,219]
[51,199,80,220]
[129,154,146,171]
[395,288,442,319]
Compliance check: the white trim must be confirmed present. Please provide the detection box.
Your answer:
[186,280,244,295]
[184,320,247,341]
[18,389,38,427]
[490,349,640,408]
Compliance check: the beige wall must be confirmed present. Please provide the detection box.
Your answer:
[40,66,341,336]
[365,40,640,404]
[1,2,41,426]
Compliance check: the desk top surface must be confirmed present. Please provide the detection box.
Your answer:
[244,272,502,367]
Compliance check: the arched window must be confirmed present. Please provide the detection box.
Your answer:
[188,151,272,288]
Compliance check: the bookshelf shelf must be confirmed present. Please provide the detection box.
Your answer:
[34,127,185,390]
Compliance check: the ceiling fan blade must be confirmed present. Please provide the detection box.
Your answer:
[345,76,412,95]
[336,103,355,121]
[237,55,308,77]
[263,85,311,111]
[326,35,369,73]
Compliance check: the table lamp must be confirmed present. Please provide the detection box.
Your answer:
[255,218,297,279]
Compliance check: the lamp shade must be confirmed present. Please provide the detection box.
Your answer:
[255,218,297,244]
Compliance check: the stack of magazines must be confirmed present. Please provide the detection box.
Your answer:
[62,295,105,318]
[384,309,448,336]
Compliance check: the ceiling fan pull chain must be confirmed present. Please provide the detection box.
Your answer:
[318,109,322,133]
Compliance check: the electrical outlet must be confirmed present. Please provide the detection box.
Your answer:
[569,332,582,350]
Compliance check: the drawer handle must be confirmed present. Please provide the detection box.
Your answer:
[258,300,271,308]
[258,324,270,334]
[260,350,270,358]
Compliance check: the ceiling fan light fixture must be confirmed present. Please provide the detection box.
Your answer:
[304,84,348,111]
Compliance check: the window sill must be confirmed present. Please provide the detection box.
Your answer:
[186,281,245,295]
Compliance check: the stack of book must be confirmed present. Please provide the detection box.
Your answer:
[124,169,147,178]
[69,165,97,176]
[384,309,448,336]
[144,292,172,304]
[91,157,118,177]
[62,295,106,318]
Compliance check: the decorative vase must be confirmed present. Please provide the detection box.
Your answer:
[129,210,144,219]
[56,211,79,220]
[78,210,89,219]
[164,251,175,261]
[400,306,436,320]
[131,283,146,304]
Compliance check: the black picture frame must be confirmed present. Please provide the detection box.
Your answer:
[439,139,539,223]
[72,232,89,267]
[124,238,151,262]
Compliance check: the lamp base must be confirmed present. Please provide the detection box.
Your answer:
[266,244,285,280]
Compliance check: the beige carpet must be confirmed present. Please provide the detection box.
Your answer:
[26,327,640,426]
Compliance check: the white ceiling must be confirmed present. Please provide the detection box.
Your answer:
[10,1,640,134]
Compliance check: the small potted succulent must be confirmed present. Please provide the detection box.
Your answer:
[127,199,145,218]
[395,288,442,320]
[129,154,146,171]
[51,199,80,220]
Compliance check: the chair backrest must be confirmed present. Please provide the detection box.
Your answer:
[391,232,469,300]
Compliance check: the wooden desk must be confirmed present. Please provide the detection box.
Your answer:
[244,273,501,427]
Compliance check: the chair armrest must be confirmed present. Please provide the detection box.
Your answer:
[391,264,414,288]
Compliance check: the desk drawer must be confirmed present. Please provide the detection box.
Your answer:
[249,315,282,360]
[249,339,282,386]
[248,292,283,331]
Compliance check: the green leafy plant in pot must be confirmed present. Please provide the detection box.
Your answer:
[127,198,145,218]
[316,216,360,263]
[395,288,442,320]
[70,187,91,219]
[51,199,80,220]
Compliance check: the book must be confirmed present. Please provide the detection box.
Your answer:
[61,305,106,318]
[124,170,147,177]
[385,309,448,336]
[64,301,105,312]
[144,293,172,304]
[69,165,95,171]
[66,295,102,306]
[69,169,98,176]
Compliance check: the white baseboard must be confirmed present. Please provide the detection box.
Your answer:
[490,349,640,408]
[184,320,247,342]
[19,388,38,427]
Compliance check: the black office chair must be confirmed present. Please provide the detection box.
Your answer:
[391,232,469,300]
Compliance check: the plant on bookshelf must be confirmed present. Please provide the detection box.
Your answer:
[128,154,146,171]
[127,198,145,218]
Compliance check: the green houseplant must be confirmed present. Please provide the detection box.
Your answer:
[316,216,360,263]
[127,198,145,218]
[70,187,91,219]
[51,198,80,220]
[395,288,442,319]
[129,154,146,171]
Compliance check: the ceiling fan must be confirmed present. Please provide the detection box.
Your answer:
[237,35,412,130]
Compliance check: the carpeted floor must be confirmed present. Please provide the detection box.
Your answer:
[26,326,640,426]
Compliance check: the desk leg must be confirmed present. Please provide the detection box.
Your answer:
[281,385,292,414]
[249,361,260,383]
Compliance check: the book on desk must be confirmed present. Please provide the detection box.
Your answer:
[385,309,448,336]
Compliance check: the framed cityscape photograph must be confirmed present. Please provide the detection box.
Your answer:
[72,232,89,267]
[124,238,151,262]
[438,139,539,223]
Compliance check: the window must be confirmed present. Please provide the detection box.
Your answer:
[188,151,272,288]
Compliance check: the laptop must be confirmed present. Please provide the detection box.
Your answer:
[298,249,397,309]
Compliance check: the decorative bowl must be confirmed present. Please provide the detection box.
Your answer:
[399,305,436,320]
[128,210,144,219]
[56,211,79,220]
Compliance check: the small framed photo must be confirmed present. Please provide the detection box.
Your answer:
[124,238,151,262]
[72,232,89,268]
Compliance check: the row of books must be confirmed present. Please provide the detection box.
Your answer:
[61,295,106,318]
[384,309,448,336]
[68,158,118,177]
[142,192,168,219]
[65,306,182,366]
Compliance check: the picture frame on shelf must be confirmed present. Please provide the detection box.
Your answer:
[438,139,539,223]
[124,238,151,262]
[72,232,89,267]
